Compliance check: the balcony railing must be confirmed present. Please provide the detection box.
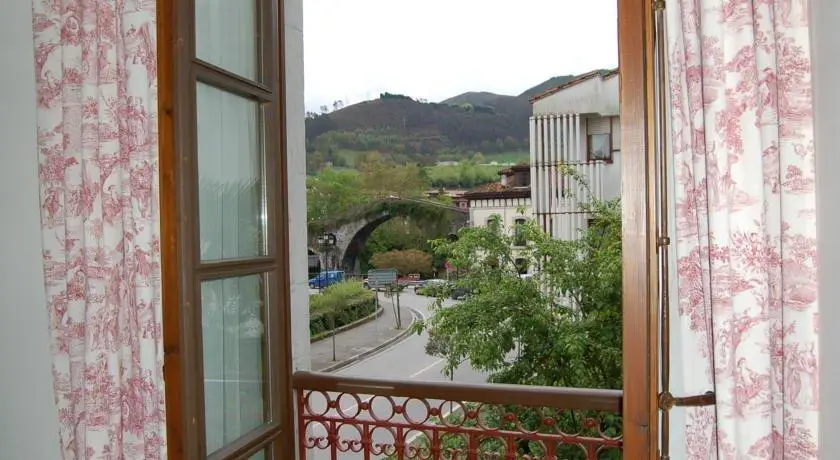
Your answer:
[293,372,623,459]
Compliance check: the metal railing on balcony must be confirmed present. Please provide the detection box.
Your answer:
[293,372,623,459]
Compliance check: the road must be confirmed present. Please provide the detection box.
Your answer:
[305,291,487,459]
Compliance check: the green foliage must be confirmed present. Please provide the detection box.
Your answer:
[404,193,623,459]
[309,281,376,338]
[306,168,367,223]
[370,249,433,276]
[424,162,501,188]
[379,92,415,101]
[416,281,453,298]
[306,159,441,234]
[388,402,621,460]
[360,217,451,273]
[416,196,623,391]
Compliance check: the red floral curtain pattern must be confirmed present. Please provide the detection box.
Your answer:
[32,1,166,458]
[667,0,818,457]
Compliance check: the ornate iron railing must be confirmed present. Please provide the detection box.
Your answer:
[293,372,623,459]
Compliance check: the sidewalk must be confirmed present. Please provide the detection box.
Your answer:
[310,296,414,372]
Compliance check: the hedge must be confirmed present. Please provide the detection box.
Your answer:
[309,281,376,337]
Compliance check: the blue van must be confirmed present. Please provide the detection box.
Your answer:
[309,270,344,289]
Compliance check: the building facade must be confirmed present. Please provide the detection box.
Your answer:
[529,69,621,240]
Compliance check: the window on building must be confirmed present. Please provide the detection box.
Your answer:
[160,0,292,457]
[513,218,527,246]
[515,258,529,275]
[588,133,613,162]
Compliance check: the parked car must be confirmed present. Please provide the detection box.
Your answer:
[451,285,472,300]
[413,278,446,294]
[308,270,344,289]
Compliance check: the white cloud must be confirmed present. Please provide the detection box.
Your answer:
[303,0,618,112]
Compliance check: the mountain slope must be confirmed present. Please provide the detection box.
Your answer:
[440,91,511,106]
[304,74,591,159]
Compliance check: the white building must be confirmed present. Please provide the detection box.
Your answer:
[465,166,532,229]
[464,69,621,246]
[463,166,533,272]
[529,69,621,240]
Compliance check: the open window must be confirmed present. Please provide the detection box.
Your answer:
[159,0,294,458]
[159,0,660,458]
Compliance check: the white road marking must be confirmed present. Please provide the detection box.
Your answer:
[339,358,445,415]
[333,305,428,373]
[409,359,444,379]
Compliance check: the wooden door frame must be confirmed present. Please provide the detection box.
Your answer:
[157,0,658,457]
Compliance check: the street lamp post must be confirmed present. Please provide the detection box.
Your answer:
[316,232,338,361]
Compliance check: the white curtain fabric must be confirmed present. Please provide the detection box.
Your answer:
[31,0,166,458]
[666,0,819,457]
[194,1,266,454]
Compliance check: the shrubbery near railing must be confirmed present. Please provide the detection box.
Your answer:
[391,402,622,459]
[309,281,376,338]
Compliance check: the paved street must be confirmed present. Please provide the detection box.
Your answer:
[310,294,412,372]
[306,291,487,459]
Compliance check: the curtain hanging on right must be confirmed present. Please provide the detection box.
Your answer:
[666,0,819,457]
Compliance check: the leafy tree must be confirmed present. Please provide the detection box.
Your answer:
[359,216,451,273]
[356,154,428,199]
[370,249,433,276]
[415,197,623,390]
[306,168,367,222]
[503,135,520,151]
[306,151,325,174]
[407,196,623,459]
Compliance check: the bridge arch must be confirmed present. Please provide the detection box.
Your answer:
[308,198,468,274]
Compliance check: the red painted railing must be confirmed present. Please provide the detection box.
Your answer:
[293,372,623,459]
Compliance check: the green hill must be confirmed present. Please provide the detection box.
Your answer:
[304,74,596,171]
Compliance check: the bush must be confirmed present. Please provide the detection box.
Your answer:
[309,281,376,338]
[417,282,453,298]
[370,249,433,276]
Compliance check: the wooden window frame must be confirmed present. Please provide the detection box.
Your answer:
[158,0,294,458]
[157,0,658,458]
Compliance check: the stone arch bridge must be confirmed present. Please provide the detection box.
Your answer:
[308,198,469,274]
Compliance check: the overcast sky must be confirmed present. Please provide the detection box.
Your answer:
[303,0,618,112]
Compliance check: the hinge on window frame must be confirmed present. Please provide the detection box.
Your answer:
[653,0,665,12]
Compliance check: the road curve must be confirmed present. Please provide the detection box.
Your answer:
[305,292,487,459]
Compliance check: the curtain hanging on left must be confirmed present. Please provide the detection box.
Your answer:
[31,0,167,458]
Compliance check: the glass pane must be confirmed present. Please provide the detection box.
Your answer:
[195,0,259,80]
[588,133,612,161]
[197,83,266,261]
[202,274,267,454]
[248,449,268,460]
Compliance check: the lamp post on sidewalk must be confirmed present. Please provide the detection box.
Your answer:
[317,232,337,361]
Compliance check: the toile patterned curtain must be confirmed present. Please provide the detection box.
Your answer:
[31,0,167,458]
[666,0,819,457]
